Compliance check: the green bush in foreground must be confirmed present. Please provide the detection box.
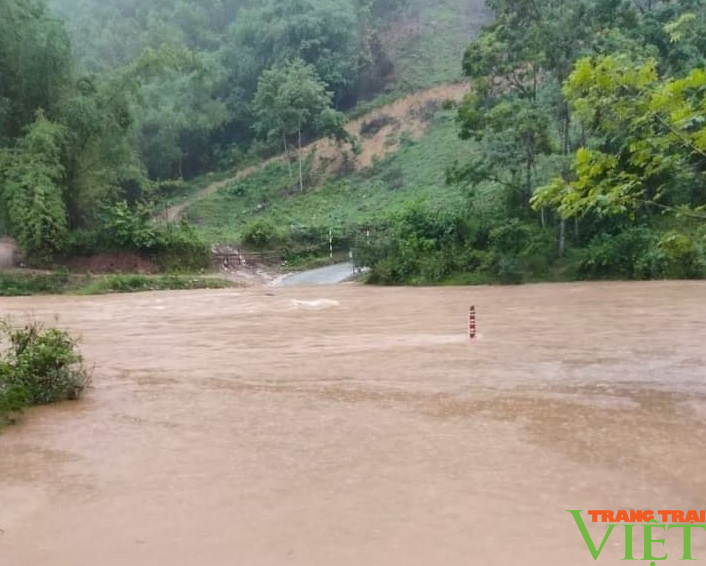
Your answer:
[0,320,91,428]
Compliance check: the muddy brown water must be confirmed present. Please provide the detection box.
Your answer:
[1,281,705,565]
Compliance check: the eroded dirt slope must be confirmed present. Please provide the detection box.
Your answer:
[162,83,470,221]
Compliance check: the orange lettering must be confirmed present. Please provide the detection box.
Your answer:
[685,510,700,523]
[659,510,672,522]
[606,511,616,523]
[674,510,685,523]
[616,510,630,522]
[588,511,602,523]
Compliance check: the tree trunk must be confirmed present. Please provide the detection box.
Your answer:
[298,128,304,193]
[558,218,566,258]
[283,134,293,182]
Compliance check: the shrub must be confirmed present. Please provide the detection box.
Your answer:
[241,219,286,250]
[656,231,706,279]
[99,200,158,251]
[0,320,91,427]
[495,255,525,284]
[0,365,29,426]
[579,228,659,280]
[152,222,211,273]
[65,228,102,256]
[488,218,533,256]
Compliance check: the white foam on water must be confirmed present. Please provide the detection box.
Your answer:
[290,299,340,310]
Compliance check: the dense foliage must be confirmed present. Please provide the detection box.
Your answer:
[0,319,90,427]
[360,0,706,284]
[45,0,407,179]
[1,0,705,284]
[0,0,414,264]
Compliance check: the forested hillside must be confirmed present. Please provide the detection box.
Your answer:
[1,0,705,285]
[354,0,706,284]
[2,0,477,263]
[44,0,486,180]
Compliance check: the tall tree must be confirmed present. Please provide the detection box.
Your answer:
[0,111,69,257]
[253,59,349,192]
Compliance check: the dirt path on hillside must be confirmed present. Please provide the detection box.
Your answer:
[162,83,470,221]
[1,281,706,565]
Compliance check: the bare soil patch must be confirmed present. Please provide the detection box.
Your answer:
[64,252,159,274]
[163,82,471,220]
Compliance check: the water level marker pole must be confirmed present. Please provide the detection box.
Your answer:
[469,305,477,340]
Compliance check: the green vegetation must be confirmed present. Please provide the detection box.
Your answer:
[74,274,234,295]
[0,320,90,428]
[356,0,706,284]
[387,0,491,91]
[0,271,71,296]
[187,110,468,241]
[40,0,425,182]
[2,0,706,288]
[0,271,235,297]
[1,0,488,273]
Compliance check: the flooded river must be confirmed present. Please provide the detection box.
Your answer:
[1,281,705,565]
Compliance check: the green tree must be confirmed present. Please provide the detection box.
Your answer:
[532,53,706,220]
[253,58,349,192]
[0,111,69,258]
[0,0,73,142]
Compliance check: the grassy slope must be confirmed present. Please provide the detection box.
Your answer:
[172,0,492,244]
[187,111,472,243]
[0,271,236,296]
[388,0,491,92]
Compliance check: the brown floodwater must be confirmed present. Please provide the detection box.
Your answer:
[1,281,705,565]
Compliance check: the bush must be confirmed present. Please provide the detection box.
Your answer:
[65,228,102,256]
[152,222,211,273]
[578,226,706,281]
[579,228,648,280]
[656,231,706,279]
[99,200,159,251]
[241,219,287,250]
[495,255,525,284]
[0,320,91,427]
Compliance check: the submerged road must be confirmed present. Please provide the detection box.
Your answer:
[276,262,359,286]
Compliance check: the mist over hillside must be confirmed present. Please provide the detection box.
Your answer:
[42,0,492,181]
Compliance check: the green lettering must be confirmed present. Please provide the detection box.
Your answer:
[568,510,617,561]
[623,524,637,560]
[667,524,706,560]
[643,522,668,561]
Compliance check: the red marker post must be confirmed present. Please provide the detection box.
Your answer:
[469,305,477,340]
